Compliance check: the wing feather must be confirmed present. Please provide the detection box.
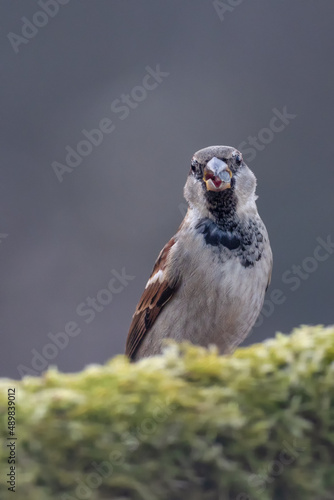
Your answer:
[125,237,179,359]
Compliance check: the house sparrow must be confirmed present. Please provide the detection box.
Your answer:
[126,145,272,361]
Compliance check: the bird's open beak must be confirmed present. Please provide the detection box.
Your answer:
[203,157,232,192]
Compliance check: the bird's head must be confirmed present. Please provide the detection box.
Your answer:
[184,145,258,221]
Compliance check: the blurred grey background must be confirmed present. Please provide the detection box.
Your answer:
[1,0,333,378]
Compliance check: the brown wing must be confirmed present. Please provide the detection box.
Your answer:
[125,237,180,360]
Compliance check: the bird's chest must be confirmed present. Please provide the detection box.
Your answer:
[176,223,268,348]
[181,237,260,312]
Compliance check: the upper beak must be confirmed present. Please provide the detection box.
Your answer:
[203,157,232,192]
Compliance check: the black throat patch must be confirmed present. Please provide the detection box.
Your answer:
[195,217,264,268]
[196,218,241,250]
[204,183,237,224]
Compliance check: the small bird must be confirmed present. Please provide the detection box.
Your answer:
[126,145,272,361]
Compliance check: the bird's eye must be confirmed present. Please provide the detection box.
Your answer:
[235,153,242,165]
[191,160,198,174]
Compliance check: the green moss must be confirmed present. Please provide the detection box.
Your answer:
[1,326,334,499]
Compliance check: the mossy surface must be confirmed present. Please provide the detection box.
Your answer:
[1,326,334,500]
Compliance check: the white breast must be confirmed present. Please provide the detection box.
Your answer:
[138,225,271,357]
